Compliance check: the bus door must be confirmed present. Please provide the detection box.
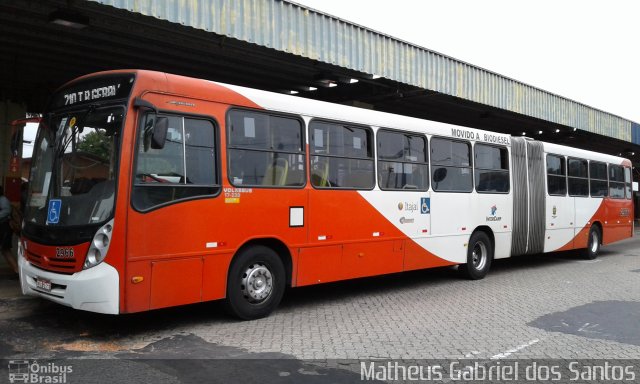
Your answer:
[125,100,226,312]
[546,154,575,251]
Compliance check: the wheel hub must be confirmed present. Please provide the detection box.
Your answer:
[472,242,487,270]
[241,263,273,303]
[591,232,599,253]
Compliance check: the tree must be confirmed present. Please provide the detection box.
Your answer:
[77,130,110,161]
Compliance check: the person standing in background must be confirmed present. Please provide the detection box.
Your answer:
[0,185,18,274]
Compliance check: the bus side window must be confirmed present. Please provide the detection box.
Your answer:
[624,167,632,199]
[568,158,588,197]
[474,144,509,193]
[133,115,219,211]
[430,137,472,192]
[608,164,625,199]
[227,110,305,187]
[309,121,374,189]
[589,161,608,197]
[377,130,429,191]
[546,154,566,196]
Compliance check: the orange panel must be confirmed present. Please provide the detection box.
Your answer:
[124,261,151,313]
[342,241,402,279]
[297,245,343,286]
[403,239,455,271]
[150,258,203,310]
[202,253,233,301]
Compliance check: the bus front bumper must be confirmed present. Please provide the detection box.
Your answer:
[18,253,120,314]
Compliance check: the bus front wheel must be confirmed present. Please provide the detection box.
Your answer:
[460,232,493,280]
[226,245,285,320]
[582,226,601,260]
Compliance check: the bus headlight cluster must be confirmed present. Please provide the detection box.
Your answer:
[84,219,114,270]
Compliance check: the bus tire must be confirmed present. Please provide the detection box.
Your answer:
[226,245,285,320]
[582,226,601,260]
[459,232,493,280]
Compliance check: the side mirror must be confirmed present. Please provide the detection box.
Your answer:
[151,117,169,149]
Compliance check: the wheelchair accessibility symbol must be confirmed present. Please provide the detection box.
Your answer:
[47,199,62,224]
[420,197,430,214]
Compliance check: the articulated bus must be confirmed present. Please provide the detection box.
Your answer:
[19,70,633,319]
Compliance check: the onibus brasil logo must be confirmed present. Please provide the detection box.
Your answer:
[8,360,72,383]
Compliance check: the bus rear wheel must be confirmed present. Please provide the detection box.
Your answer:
[226,245,285,320]
[459,232,493,280]
[582,226,601,260]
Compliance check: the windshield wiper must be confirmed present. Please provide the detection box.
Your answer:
[55,104,97,158]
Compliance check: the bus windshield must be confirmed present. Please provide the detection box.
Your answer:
[25,106,124,227]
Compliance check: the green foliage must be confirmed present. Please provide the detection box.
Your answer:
[77,130,110,160]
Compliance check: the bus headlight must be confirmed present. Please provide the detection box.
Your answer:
[84,219,114,270]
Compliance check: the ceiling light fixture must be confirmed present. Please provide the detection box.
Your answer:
[49,9,89,29]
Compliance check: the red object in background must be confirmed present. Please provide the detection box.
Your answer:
[3,177,21,203]
[9,156,19,174]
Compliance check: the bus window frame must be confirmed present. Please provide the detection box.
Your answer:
[473,142,510,194]
[308,118,375,191]
[376,127,429,192]
[430,135,473,193]
[567,157,589,198]
[226,107,307,190]
[131,109,222,213]
[546,153,567,197]
[588,160,608,198]
[608,163,626,200]
[624,166,632,200]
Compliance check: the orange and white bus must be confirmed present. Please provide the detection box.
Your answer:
[19,70,634,319]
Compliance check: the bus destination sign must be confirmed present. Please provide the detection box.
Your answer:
[51,74,135,109]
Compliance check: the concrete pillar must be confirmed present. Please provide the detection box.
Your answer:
[1,100,28,186]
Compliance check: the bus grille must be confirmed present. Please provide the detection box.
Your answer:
[25,249,84,274]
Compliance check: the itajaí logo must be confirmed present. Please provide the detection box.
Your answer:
[486,205,501,222]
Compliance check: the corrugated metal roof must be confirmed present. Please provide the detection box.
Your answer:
[92,0,637,143]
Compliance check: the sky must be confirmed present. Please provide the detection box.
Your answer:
[293,0,639,123]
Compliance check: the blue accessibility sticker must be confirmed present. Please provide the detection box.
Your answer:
[420,197,430,214]
[47,199,62,224]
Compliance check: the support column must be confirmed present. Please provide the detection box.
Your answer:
[1,100,27,190]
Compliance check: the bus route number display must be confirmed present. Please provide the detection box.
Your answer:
[63,85,118,106]
[50,74,135,109]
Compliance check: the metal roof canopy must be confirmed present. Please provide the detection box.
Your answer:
[1,0,639,164]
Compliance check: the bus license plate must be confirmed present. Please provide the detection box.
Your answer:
[36,278,52,292]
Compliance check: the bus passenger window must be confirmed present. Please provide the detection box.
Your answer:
[377,130,428,190]
[568,158,588,197]
[546,154,566,196]
[133,115,219,211]
[624,167,632,199]
[309,121,374,189]
[474,144,509,193]
[228,110,305,187]
[430,137,472,192]
[589,161,608,197]
[609,164,625,199]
